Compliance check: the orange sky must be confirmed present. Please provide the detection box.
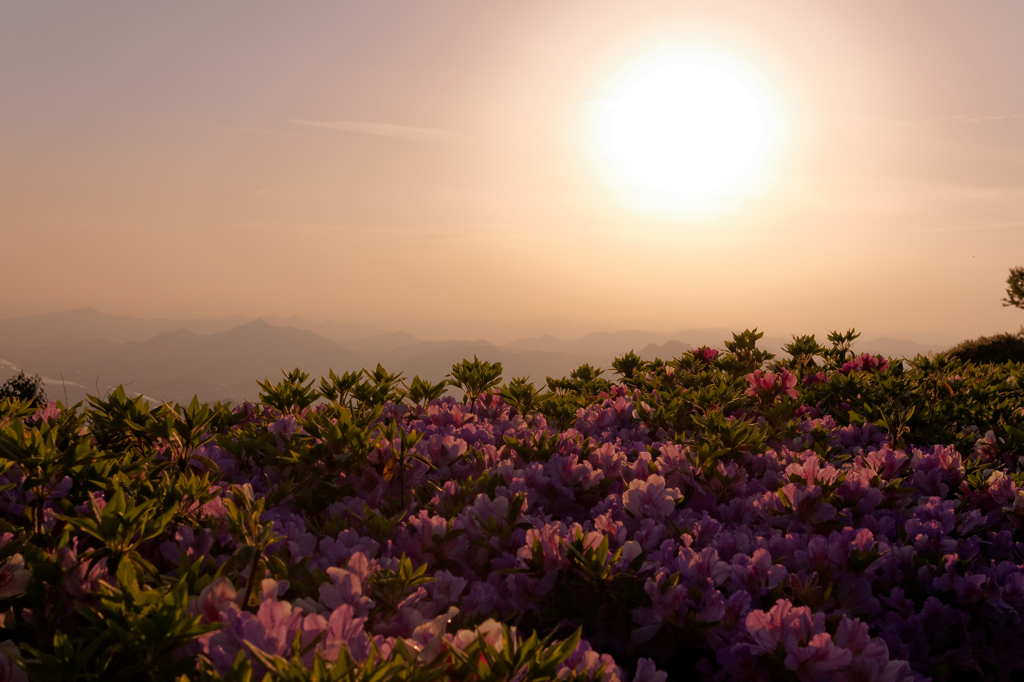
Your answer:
[3,1,1023,344]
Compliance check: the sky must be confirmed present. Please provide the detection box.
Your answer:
[2,1,1024,344]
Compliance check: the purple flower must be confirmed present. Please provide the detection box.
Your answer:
[315,531,380,571]
[160,525,214,565]
[319,604,372,663]
[267,414,302,439]
[909,445,964,497]
[784,633,853,680]
[426,569,467,610]
[318,555,374,617]
[55,543,108,599]
[0,641,27,682]
[803,371,827,387]
[834,617,913,682]
[199,597,306,675]
[632,658,667,682]
[728,548,787,593]
[558,638,625,682]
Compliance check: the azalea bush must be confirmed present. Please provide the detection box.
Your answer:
[0,329,1023,681]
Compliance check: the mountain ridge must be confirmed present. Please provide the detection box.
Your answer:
[1,308,959,406]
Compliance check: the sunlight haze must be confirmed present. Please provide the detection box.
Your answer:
[588,45,784,215]
[3,1,1023,345]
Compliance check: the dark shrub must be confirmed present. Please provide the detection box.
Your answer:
[0,370,47,407]
[944,327,1024,365]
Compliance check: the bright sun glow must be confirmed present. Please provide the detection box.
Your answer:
[590,46,784,215]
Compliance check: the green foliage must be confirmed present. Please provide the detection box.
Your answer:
[299,403,384,476]
[198,643,419,682]
[499,376,544,422]
[0,417,110,535]
[447,625,582,682]
[517,529,647,634]
[147,396,225,471]
[87,386,167,454]
[61,482,179,576]
[405,376,447,409]
[4,335,1024,682]
[502,431,561,464]
[718,329,775,375]
[353,365,406,409]
[258,368,319,414]
[220,484,285,608]
[545,364,610,399]
[821,329,861,369]
[368,554,433,623]
[779,334,827,373]
[189,621,584,682]
[448,356,503,404]
[24,569,213,682]
[611,351,651,390]
[318,370,362,408]
[380,420,427,508]
[537,395,581,432]
[0,396,38,423]
[688,408,769,468]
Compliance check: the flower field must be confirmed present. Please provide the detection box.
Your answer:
[1,329,1024,681]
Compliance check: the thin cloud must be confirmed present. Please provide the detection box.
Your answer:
[950,114,1024,123]
[291,119,466,143]
[891,113,1024,127]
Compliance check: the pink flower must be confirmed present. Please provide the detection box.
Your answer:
[693,347,719,364]
[29,401,60,424]
[745,599,825,655]
[623,475,682,520]
[188,577,241,625]
[0,555,30,599]
[745,369,798,403]
[840,353,889,375]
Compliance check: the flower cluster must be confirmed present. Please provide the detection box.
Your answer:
[0,333,1022,681]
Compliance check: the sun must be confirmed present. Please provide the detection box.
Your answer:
[589,46,784,214]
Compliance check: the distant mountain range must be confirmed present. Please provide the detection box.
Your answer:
[0,308,954,406]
